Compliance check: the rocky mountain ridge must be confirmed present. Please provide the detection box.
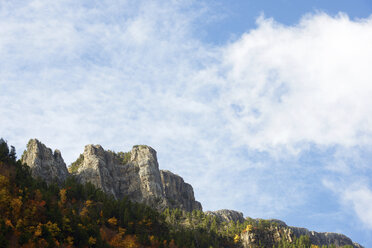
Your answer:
[204,210,363,247]
[20,139,362,247]
[239,218,363,248]
[21,139,201,212]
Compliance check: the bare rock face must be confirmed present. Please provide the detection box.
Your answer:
[289,227,363,248]
[160,170,202,211]
[21,139,69,185]
[240,219,364,248]
[240,225,284,248]
[73,144,119,196]
[73,144,200,211]
[22,140,201,212]
[131,146,164,205]
[206,209,245,223]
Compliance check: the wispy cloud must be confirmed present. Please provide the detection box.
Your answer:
[324,179,372,229]
[343,186,372,229]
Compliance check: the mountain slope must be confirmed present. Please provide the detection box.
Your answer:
[1,138,363,248]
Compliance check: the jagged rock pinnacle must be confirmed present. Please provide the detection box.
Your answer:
[21,139,69,185]
[22,140,202,212]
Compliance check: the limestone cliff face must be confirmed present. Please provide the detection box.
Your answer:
[73,144,119,197]
[240,219,363,248]
[72,144,200,211]
[160,170,202,211]
[21,139,69,185]
[131,146,164,205]
[21,139,201,212]
[205,209,245,223]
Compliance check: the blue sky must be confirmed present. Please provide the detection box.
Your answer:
[1,0,372,246]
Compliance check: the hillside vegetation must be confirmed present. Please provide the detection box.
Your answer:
[0,139,357,248]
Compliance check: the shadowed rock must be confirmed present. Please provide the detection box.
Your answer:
[160,170,202,211]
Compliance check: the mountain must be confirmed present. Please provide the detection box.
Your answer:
[21,139,202,212]
[18,138,362,248]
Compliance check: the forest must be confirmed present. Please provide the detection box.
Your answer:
[0,139,355,248]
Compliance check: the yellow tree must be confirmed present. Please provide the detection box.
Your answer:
[234,234,240,243]
[108,217,118,226]
[243,224,253,233]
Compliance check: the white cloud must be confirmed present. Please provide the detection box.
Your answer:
[218,13,372,152]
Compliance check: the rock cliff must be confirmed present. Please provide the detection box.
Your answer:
[21,139,69,185]
[160,170,202,211]
[72,144,168,208]
[72,144,202,211]
[240,219,363,248]
[21,139,201,212]
[289,226,363,248]
[205,209,245,223]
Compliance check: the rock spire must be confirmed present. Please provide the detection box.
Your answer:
[21,139,69,185]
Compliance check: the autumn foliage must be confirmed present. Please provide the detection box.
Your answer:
[0,140,240,248]
[0,140,176,248]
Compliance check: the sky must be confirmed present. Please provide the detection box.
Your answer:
[1,0,372,246]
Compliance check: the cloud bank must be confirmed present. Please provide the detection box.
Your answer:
[219,13,372,152]
[1,1,372,244]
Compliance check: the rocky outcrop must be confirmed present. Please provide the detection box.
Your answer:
[206,209,245,223]
[71,144,201,211]
[289,227,363,248]
[240,225,286,248]
[72,144,119,197]
[21,139,69,185]
[240,219,363,248]
[21,139,201,212]
[160,170,202,211]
